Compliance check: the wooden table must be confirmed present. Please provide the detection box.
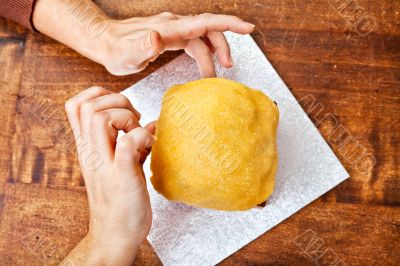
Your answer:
[0,0,399,265]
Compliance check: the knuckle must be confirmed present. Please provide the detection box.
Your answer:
[199,13,212,21]
[125,61,148,74]
[64,99,75,114]
[81,102,96,115]
[105,65,125,76]
[117,135,135,151]
[133,126,147,135]
[90,112,109,127]
[119,94,131,105]
[160,11,176,19]
[115,94,133,109]
[134,127,152,141]
[88,86,107,96]
[184,28,198,39]
[124,118,135,131]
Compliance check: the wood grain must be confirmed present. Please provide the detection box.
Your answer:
[0,27,25,213]
[0,183,161,265]
[0,0,399,265]
[0,183,398,265]
[220,200,400,266]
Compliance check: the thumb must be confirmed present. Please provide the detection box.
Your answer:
[137,121,157,164]
[115,127,156,174]
[127,30,164,70]
[144,121,157,135]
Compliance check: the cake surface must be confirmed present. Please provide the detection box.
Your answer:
[151,78,279,211]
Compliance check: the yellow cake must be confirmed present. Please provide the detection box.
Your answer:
[150,78,279,211]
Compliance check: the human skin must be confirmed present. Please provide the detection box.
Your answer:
[32,1,256,263]
[63,86,156,265]
[32,0,255,76]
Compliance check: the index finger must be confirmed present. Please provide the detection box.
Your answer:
[65,86,111,139]
[167,13,255,40]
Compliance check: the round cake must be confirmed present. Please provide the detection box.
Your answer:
[150,78,279,211]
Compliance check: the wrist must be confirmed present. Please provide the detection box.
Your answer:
[85,230,142,265]
[32,0,113,67]
[74,17,115,66]
[86,18,117,66]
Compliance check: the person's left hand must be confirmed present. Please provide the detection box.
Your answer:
[33,0,255,77]
[94,12,255,76]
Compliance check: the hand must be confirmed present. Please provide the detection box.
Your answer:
[33,0,255,77]
[97,12,255,76]
[63,86,155,265]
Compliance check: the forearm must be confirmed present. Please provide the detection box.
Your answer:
[32,0,109,64]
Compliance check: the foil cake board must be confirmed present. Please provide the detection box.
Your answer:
[121,32,349,266]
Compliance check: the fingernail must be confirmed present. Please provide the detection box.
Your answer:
[153,135,158,141]
[245,22,255,28]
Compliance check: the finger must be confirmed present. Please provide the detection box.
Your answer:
[88,108,141,160]
[65,86,110,139]
[98,108,140,133]
[126,30,164,70]
[207,32,232,67]
[139,121,157,163]
[115,127,156,174]
[201,36,216,54]
[144,121,157,135]
[115,30,164,75]
[185,38,216,78]
[80,93,141,138]
[167,13,255,40]
[81,93,140,121]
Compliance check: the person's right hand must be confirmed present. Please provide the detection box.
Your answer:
[96,12,255,76]
[63,86,155,265]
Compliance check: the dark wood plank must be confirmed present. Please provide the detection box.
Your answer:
[220,200,400,266]
[7,0,398,205]
[0,183,398,266]
[268,33,400,206]
[0,183,162,265]
[0,37,25,211]
[0,17,28,39]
